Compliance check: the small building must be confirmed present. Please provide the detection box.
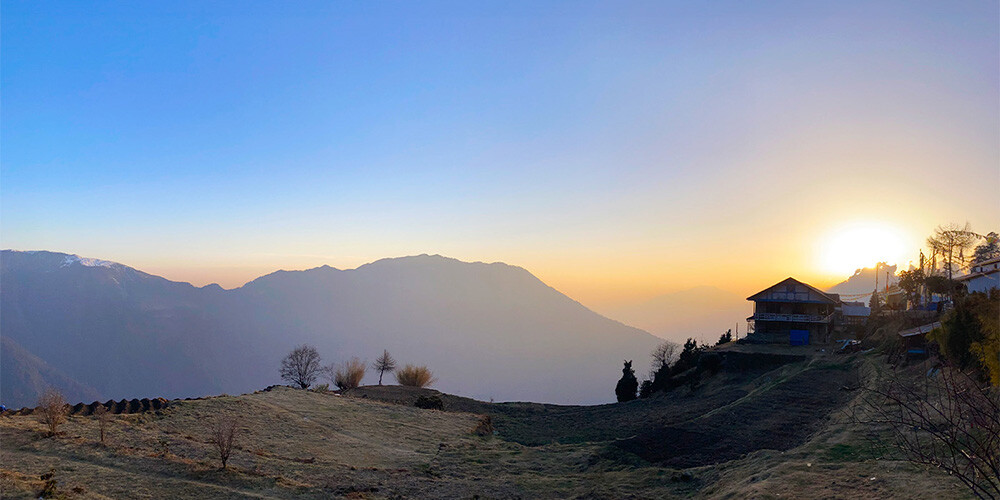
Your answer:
[747,277,840,345]
[898,321,941,360]
[840,301,870,326]
[958,256,1000,293]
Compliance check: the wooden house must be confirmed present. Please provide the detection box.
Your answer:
[747,277,840,345]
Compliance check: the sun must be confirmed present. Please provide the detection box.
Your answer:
[818,222,910,276]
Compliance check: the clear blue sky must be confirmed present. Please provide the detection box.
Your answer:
[3,1,998,305]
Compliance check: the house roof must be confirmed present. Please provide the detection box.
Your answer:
[746,277,840,304]
[957,267,1000,281]
[974,256,1000,267]
[899,322,941,338]
[842,304,870,317]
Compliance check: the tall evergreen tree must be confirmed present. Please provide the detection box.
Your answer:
[615,360,638,403]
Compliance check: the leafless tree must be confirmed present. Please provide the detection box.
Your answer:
[649,341,678,378]
[37,388,67,437]
[927,222,978,280]
[280,344,323,389]
[853,365,999,498]
[94,404,113,444]
[209,414,241,469]
[371,350,397,385]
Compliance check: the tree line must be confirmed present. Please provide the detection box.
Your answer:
[279,345,436,391]
[617,332,733,402]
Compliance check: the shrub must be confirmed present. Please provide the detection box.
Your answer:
[853,367,1000,497]
[716,329,733,346]
[415,395,444,410]
[396,364,436,388]
[37,388,67,436]
[209,414,240,469]
[333,357,366,391]
[671,338,702,375]
[472,415,494,436]
[638,380,654,399]
[649,342,678,379]
[94,404,113,443]
[311,383,330,393]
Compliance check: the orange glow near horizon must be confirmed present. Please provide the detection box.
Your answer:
[816,221,911,278]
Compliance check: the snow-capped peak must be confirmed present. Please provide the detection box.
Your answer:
[61,254,118,268]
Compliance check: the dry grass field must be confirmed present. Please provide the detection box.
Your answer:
[0,353,973,499]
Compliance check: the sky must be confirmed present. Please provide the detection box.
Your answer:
[2,1,998,309]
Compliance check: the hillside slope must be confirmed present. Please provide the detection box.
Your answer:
[0,336,101,409]
[0,354,970,499]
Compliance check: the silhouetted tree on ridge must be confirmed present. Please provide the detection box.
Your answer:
[615,360,638,402]
[371,349,397,385]
[280,345,323,389]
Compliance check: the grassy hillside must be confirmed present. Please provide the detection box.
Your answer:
[0,353,971,499]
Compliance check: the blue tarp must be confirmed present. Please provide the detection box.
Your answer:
[789,329,810,346]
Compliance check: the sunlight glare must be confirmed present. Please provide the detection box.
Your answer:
[819,222,909,276]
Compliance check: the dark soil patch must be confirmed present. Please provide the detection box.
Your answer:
[615,360,858,467]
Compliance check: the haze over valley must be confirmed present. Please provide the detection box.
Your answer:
[1,250,663,408]
[1,2,997,498]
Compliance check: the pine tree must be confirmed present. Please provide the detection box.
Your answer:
[371,349,397,385]
[615,360,638,402]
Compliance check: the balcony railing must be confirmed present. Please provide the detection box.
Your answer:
[752,313,833,323]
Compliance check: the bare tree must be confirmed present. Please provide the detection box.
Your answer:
[94,404,113,444]
[371,350,397,385]
[280,344,323,389]
[649,341,678,378]
[927,223,978,280]
[37,388,67,437]
[853,365,1000,498]
[209,414,241,470]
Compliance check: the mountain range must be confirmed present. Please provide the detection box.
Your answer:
[826,264,900,302]
[0,250,663,408]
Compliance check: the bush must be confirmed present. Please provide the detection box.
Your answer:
[638,380,653,399]
[94,404,112,444]
[209,414,240,469]
[311,383,330,392]
[671,338,702,375]
[396,364,436,388]
[333,358,366,391]
[415,395,443,410]
[37,388,67,437]
[716,330,733,346]
[472,415,494,436]
[931,290,999,382]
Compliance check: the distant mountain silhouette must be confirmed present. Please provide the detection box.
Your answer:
[826,264,899,300]
[1,336,101,408]
[600,286,750,345]
[0,250,661,407]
